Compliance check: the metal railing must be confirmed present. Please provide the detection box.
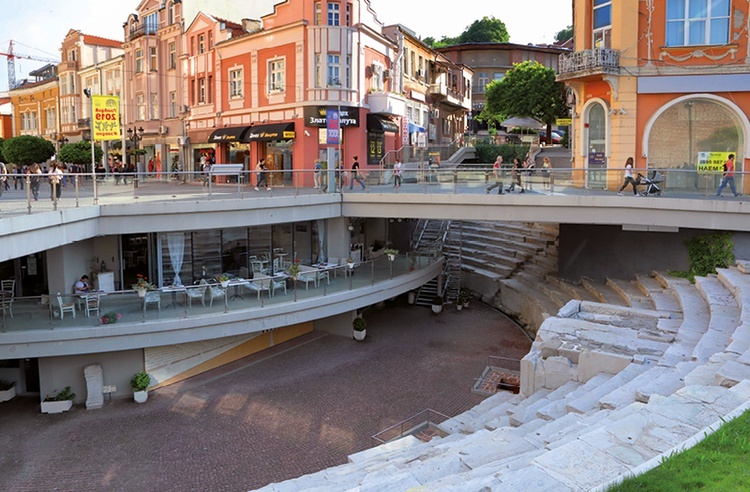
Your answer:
[371,408,451,445]
[558,48,621,76]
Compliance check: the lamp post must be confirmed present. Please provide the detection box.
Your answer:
[83,88,99,203]
[127,126,144,188]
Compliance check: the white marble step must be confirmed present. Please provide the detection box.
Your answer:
[716,267,750,323]
[565,363,650,414]
[607,277,655,311]
[440,390,515,434]
[633,361,699,403]
[508,380,581,427]
[636,274,683,314]
[598,363,673,410]
[715,359,750,387]
[692,276,742,361]
[535,373,612,421]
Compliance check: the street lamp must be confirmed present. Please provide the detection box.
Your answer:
[127,126,145,188]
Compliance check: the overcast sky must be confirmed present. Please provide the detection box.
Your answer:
[0,0,571,92]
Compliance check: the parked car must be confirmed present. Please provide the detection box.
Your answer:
[538,130,563,145]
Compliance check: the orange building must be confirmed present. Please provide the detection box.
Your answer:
[8,76,59,147]
[558,0,750,193]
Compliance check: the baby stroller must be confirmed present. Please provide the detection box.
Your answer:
[637,171,663,196]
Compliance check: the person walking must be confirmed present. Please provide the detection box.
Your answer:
[255,159,270,190]
[349,156,367,190]
[29,163,42,201]
[717,153,741,197]
[393,158,402,189]
[49,163,63,200]
[485,155,504,194]
[541,157,551,189]
[313,160,322,189]
[617,157,638,195]
[525,157,536,191]
[506,158,525,193]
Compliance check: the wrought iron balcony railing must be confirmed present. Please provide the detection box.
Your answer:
[557,48,620,77]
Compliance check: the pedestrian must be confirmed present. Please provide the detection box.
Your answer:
[14,165,23,190]
[334,163,344,191]
[541,157,551,189]
[255,158,270,190]
[29,163,42,201]
[507,158,525,193]
[349,155,366,190]
[393,158,402,189]
[202,159,211,187]
[717,153,741,197]
[313,160,322,189]
[49,163,63,200]
[525,157,536,191]
[0,161,6,197]
[485,155,504,194]
[617,157,638,196]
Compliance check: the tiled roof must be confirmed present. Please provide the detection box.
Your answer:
[82,34,123,48]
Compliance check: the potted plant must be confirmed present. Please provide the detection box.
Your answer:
[0,379,16,402]
[459,289,472,309]
[345,258,355,269]
[353,316,367,341]
[217,273,230,288]
[131,371,151,403]
[431,295,444,314]
[131,274,156,297]
[286,259,301,280]
[41,386,75,413]
[100,312,121,325]
[384,248,399,261]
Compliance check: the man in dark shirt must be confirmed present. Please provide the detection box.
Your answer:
[349,156,367,190]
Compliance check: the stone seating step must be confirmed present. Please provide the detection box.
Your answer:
[536,373,612,421]
[483,388,553,431]
[545,276,600,303]
[461,264,507,282]
[460,236,539,258]
[634,360,699,403]
[461,250,523,271]
[715,359,750,387]
[598,362,670,410]
[508,380,581,427]
[635,274,683,315]
[606,278,656,311]
[716,267,750,323]
[512,272,567,311]
[580,277,629,307]
[499,278,560,324]
[692,276,741,362]
[565,362,650,414]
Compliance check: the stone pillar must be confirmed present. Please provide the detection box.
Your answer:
[84,363,104,410]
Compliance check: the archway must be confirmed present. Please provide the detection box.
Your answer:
[585,101,607,189]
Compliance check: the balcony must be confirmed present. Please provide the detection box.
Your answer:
[429,82,447,97]
[58,60,78,72]
[78,117,91,129]
[126,25,157,42]
[557,48,620,80]
[368,91,406,116]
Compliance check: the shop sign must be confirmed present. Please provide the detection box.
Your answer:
[697,151,732,173]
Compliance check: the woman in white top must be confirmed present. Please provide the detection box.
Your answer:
[393,159,402,189]
[617,157,638,196]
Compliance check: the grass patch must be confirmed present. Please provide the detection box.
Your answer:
[605,409,750,491]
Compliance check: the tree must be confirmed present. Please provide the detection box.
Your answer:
[480,61,568,139]
[0,138,5,163]
[58,140,104,167]
[555,25,573,44]
[2,135,55,166]
[458,16,509,44]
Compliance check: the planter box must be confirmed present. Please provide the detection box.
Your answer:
[134,390,148,403]
[353,329,366,341]
[41,399,73,414]
[0,385,16,402]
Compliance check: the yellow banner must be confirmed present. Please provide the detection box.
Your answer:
[697,151,732,173]
[556,118,572,126]
[92,95,121,141]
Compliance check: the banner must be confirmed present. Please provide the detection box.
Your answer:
[697,151,732,173]
[326,108,340,145]
[92,95,121,141]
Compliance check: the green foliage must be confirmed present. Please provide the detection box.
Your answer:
[2,135,55,166]
[481,61,568,134]
[555,25,573,43]
[605,410,750,491]
[432,296,444,306]
[474,143,529,164]
[458,16,509,43]
[353,317,367,331]
[0,138,5,162]
[0,379,15,391]
[57,140,104,166]
[130,371,151,392]
[46,386,75,401]
[669,232,734,282]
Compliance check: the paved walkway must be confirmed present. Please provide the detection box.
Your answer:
[0,299,530,492]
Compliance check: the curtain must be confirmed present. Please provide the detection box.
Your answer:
[167,233,185,286]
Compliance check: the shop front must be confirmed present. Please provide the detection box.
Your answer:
[304,106,361,171]
[243,122,296,187]
[366,113,399,165]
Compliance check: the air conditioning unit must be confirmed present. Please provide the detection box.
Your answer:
[382,69,391,79]
[158,125,168,135]
[432,109,439,119]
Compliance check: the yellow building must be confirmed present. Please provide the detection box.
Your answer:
[8,70,59,146]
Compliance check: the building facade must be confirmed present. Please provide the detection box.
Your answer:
[558,0,750,193]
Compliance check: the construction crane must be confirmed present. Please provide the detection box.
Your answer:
[0,40,59,90]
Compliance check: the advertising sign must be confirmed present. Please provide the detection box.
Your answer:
[697,151,732,173]
[326,108,340,145]
[91,95,121,141]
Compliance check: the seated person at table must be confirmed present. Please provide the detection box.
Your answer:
[74,275,90,293]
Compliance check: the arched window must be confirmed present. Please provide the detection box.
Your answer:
[585,101,607,189]
[648,98,743,192]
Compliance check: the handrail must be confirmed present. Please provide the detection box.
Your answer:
[371,408,451,445]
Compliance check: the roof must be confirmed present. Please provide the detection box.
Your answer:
[82,34,123,48]
[436,41,570,55]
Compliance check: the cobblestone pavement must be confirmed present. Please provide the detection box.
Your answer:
[0,299,531,492]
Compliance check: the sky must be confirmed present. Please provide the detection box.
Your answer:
[0,0,571,92]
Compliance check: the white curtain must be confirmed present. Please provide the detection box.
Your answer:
[167,233,185,286]
[316,219,326,263]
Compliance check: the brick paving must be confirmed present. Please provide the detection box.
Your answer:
[0,299,530,492]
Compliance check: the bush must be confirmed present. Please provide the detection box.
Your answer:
[45,386,75,401]
[353,317,367,331]
[668,232,734,283]
[130,371,151,392]
[432,296,444,306]
[474,143,529,165]
[0,379,15,391]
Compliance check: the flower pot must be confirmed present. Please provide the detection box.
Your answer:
[407,291,416,304]
[347,262,354,269]
[0,385,16,402]
[136,288,147,298]
[457,304,463,311]
[387,254,395,261]
[353,329,366,341]
[41,399,73,414]
[133,390,148,404]
[463,301,470,308]
[220,280,229,288]
[431,304,443,314]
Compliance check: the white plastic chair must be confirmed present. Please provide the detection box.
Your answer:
[186,283,207,308]
[57,293,76,319]
[270,277,287,297]
[245,277,271,299]
[205,280,225,307]
[84,295,100,318]
[143,290,161,312]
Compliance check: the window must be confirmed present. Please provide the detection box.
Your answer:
[135,48,143,73]
[493,72,504,82]
[69,74,76,93]
[593,0,612,48]
[198,77,206,103]
[67,49,77,62]
[229,68,243,98]
[346,4,351,26]
[70,104,76,123]
[137,93,146,120]
[314,54,322,88]
[208,75,213,104]
[46,108,55,132]
[198,34,205,54]
[168,42,176,69]
[150,47,157,71]
[208,31,213,50]
[476,72,489,93]
[61,76,69,96]
[145,12,158,34]
[327,2,340,26]
[346,55,351,86]
[168,1,174,24]
[61,107,69,125]
[327,54,340,85]
[169,91,177,118]
[666,0,730,46]
[151,93,159,120]
[314,2,322,25]
[269,59,285,91]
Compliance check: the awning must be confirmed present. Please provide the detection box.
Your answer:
[243,122,295,142]
[208,126,251,143]
[408,121,425,133]
[367,114,399,133]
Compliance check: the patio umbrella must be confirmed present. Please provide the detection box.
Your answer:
[500,116,544,128]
